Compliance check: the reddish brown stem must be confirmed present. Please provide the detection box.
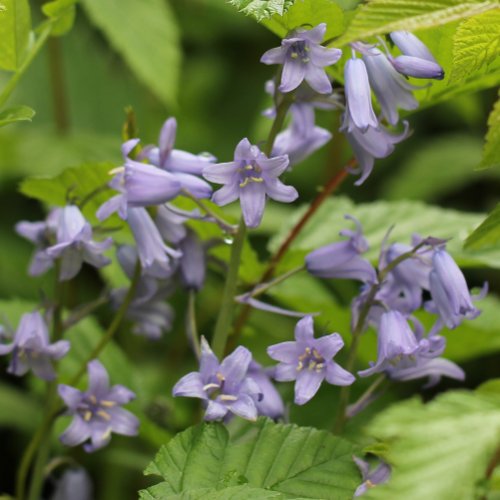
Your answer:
[227,159,355,352]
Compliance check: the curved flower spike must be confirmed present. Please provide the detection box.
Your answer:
[59,360,139,452]
[267,316,354,405]
[260,23,342,94]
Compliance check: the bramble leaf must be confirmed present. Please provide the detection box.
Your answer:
[479,90,500,170]
[228,0,296,21]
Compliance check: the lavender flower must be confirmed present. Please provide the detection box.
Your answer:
[51,468,93,500]
[140,117,214,198]
[46,205,112,281]
[178,229,206,291]
[173,338,261,421]
[248,361,284,419]
[344,58,378,132]
[16,208,60,276]
[305,215,376,283]
[267,316,354,405]
[0,311,70,380]
[203,138,298,228]
[389,31,444,80]
[272,102,332,166]
[362,47,420,126]
[427,249,483,329]
[353,456,391,496]
[58,360,139,452]
[155,204,188,244]
[260,23,342,94]
[127,207,181,279]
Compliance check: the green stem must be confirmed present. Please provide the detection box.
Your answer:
[245,265,305,299]
[212,217,246,358]
[47,36,70,133]
[345,374,386,419]
[0,24,53,109]
[262,94,293,157]
[186,290,201,359]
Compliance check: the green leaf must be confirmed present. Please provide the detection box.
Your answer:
[141,419,360,499]
[42,0,77,36]
[82,0,181,108]
[479,90,500,170]
[141,485,285,499]
[0,105,34,127]
[268,197,500,270]
[363,390,500,500]
[0,0,31,70]
[465,202,500,250]
[262,0,344,39]
[228,0,296,21]
[335,0,499,46]
[450,9,500,83]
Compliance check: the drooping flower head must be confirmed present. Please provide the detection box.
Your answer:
[51,468,93,500]
[173,338,262,421]
[306,215,376,283]
[261,23,342,94]
[58,360,139,452]
[267,316,355,405]
[46,205,113,281]
[203,138,298,228]
[353,456,391,497]
[0,311,70,380]
[248,361,285,419]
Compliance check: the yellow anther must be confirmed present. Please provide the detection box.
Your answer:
[97,410,111,421]
[84,411,92,422]
[366,480,375,489]
[244,164,254,170]
[109,166,125,176]
[312,348,322,360]
[216,372,225,382]
[305,347,311,354]
[291,52,299,59]
[249,176,263,183]
[219,395,238,402]
[308,360,316,371]
[304,46,310,52]
[100,400,116,408]
[239,178,250,188]
[203,383,220,391]
[315,363,324,373]
[296,361,304,371]
[89,395,97,404]
[302,57,310,63]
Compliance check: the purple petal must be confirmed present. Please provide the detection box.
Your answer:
[279,59,307,93]
[122,139,140,158]
[391,55,444,80]
[212,183,240,206]
[166,149,216,175]
[227,393,258,421]
[85,422,112,452]
[294,369,324,405]
[309,44,342,66]
[220,346,252,385]
[87,360,110,397]
[264,178,299,203]
[60,416,91,447]
[305,64,332,94]
[240,182,266,228]
[199,337,220,380]
[58,384,83,408]
[314,333,344,359]
[59,247,84,281]
[109,408,140,435]
[234,138,254,161]
[260,46,286,65]
[96,194,126,222]
[274,362,298,381]
[390,31,437,63]
[203,162,238,184]
[299,23,327,44]
[258,154,289,177]
[205,400,228,421]
[267,341,298,363]
[30,356,57,381]
[325,362,355,386]
[46,339,71,360]
[172,372,206,399]
[159,117,177,165]
[175,172,212,199]
[106,384,136,404]
[294,315,315,344]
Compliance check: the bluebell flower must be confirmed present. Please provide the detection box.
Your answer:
[272,102,332,166]
[362,46,419,126]
[173,338,261,421]
[51,468,93,500]
[427,249,484,329]
[353,456,391,496]
[267,316,354,405]
[58,360,139,452]
[178,228,206,291]
[344,57,378,132]
[203,138,298,228]
[248,361,284,419]
[389,31,444,80]
[140,117,214,198]
[16,208,61,276]
[46,205,113,281]
[0,311,70,380]
[261,23,342,94]
[306,215,376,282]
[155,204,189,244]
[127,207,181,279]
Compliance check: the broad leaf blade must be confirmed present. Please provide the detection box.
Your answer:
[465,202,500,250]
[0,0,31,70]
[479,89,500,170]
[82,0,181,108]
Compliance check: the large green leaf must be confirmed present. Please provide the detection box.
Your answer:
[479,90,500,170]
[449,9,500,83]
[262,0,345,39]
[465,202,500,250]
[229,0,296,21]
[82,0,181,108]
[141,418,360,499]
[363,390,500,500]
[0,0,31,71]
[335,0,499,46]
[0,105,34,127]
[268,197,500,270]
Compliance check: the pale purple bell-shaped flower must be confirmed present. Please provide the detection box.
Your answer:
[58,360,139,452]
[0,311,70,380]
[127,207,181,279]
[306,215,376,283]
[362,47,420,125]
[267,316,355,405]
[51,468,93,500]
[389,31,444,80]
[46,205,113,281]
[272,102,332,166]
[140,117,214,198]
[260,23,342,94]
[16,208,61,276]
[358,311,420,378]
[173,338,262,421]
[178,229,206,291]
[248,361,285,419]
[344,57,378,132]
[203,138,298,228]
[427,249,483,329]
[341,112,410,185]
[353,456,391,496]
[155,204,188,244]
